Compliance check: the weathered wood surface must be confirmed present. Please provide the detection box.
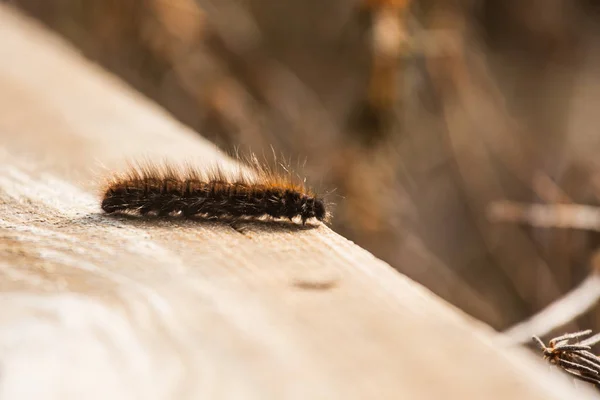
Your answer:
[0,4,594,400]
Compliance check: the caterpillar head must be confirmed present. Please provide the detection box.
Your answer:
[313,198,326,222]
[300,197,327,224]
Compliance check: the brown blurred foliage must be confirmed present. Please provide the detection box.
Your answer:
[7,0,600,332]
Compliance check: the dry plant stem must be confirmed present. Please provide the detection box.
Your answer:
[532,331,600,389]
[563,370,600,387]
[502,274,600,345]
[366,0,411,114]
[581,333,600,347]
[490,201,600,344]
[558,359,598,376]
[551,330,593,345]
[573,351,600,372]
[489,201,600,232]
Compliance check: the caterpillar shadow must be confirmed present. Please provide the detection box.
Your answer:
[85,212,320,233]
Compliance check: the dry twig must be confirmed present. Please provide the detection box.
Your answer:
[533,330,600,389]
[490,201,600,344]
[488,201,600,232]
[503,274,600,345]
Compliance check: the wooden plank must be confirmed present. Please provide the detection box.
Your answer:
[0,4,592,399]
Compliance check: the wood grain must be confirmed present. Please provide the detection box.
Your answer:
[0,4,593,399]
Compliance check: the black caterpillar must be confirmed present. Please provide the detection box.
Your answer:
[100,161,328,224]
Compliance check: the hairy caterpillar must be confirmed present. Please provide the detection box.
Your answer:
[100,157,329,225]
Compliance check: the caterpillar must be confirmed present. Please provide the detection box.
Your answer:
[100,157,329,225]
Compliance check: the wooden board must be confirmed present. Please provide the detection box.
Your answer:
[0,4,593,399]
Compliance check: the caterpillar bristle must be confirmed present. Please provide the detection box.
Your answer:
[100,158,330,225]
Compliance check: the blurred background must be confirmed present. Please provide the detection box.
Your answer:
[6,0,600,334]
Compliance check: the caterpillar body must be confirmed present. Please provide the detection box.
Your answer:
[100,159,328,225]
